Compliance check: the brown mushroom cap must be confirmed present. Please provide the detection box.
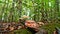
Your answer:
[25,20,39,29]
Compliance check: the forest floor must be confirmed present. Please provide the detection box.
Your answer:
[0,22,60,34]
[13,22,60,34]
[41,22,60,34]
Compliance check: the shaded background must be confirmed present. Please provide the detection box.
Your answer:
[0,0,60,23]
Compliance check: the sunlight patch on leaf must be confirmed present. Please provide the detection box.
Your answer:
[49,2,51,6]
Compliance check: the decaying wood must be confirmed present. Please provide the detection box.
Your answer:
[35,28,48,34]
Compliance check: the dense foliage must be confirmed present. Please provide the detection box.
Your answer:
[0,0,60,23]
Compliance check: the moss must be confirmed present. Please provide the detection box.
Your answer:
[41,23,60,34]
[14,29,32,34]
